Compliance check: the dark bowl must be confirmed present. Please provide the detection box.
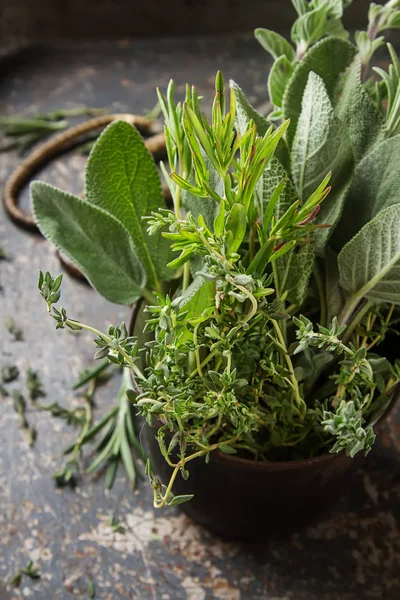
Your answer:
[144,422,356,541]
[129,306,398,542]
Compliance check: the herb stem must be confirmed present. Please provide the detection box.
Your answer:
[271,319,303,412]
[313,264,327,326]
[339,293,363,326]
[153,436,239,508]
[64,319,145,381]
[249,225,256,262]
[182,261,190,291]
[342,300,373,344]
[188,349,218,379]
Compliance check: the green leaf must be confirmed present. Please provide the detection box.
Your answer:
[338,204,400,305]
[254,28,296,61]
[85,120,172,286]
[333,135,400,250]
[291,72,353,255]
[324,249,343,323]
[230,80,270,136]
[31,182,146,304]
[296,348,334,393]
[219,444,237,454]
[291,3,329,50]
[325,18,349,40]
[268,56,294,108]
[283,36,356,145]
[230,80,290,169]
[179,276,215,320]
[181,164,220,230]
[380,10,400,30]
[334,58,384,161]
[169,494,194,506]
[226,203,247,256]
[263,158,314,303]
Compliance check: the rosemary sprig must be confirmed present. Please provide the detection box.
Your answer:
[0,106,106,153]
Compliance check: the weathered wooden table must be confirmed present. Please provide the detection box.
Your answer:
[1,35,399,600]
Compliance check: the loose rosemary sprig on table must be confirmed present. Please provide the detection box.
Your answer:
[0,106,106,153]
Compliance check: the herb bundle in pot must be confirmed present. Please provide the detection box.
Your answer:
[31,0,400,539]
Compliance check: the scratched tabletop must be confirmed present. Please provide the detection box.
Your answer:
[0,35,399,600]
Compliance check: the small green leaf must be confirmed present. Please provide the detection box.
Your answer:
[213,200,226,236]
[254,28,296,61]
[324,249,343,324]
[291,3,328,51]
[31,182,147,304]
[268,56,294,108]
[270,240,297,262]
[225,203,247,256]
[179,276,215,321]
[168,494,194,506]
[219,444,238,455]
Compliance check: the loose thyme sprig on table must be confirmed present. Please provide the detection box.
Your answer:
[36,275,145,488]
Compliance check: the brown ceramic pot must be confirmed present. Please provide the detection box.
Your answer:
[143,422,356,541]
[129,306,397,542]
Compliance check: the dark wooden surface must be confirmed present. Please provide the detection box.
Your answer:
[0,0,372,42]
[1,33,400,600]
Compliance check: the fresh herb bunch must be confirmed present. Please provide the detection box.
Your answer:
[32,0,400,508]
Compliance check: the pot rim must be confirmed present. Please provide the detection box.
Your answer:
[129,304,398,472]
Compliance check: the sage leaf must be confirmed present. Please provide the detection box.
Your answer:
[85,120,172,286]
[263,158,315,304]
[291,72,353,255]
[295,349,334,393]
[179,275,215,321]
[325,18,350,40]
[324,249,344,324]
[254,28,296,61]
[283,36,356,145]
[334,58,384,161]
[338,204,400,305]
[181,161,220,230]
[334,134,400,250]
[291,3,329,51]
[230,80,271,136]
[230,79,290,169]
[31,182,146,304]
[268,56,294,108]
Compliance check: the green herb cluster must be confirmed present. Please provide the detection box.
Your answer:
[32,0,400,507]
